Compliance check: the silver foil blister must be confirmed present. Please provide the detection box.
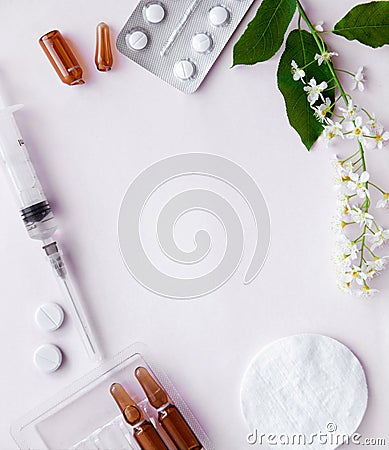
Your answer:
[116,0,256,93]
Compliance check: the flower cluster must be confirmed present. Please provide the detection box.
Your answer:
[332,157,389,296]
[291,51,389,297]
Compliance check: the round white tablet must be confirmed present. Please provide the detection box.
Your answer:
[126,30,148,50]
[209,5,230,26]
[192,33,213,53]
[34,344,63,373]
[241,334,368,450]
[35,303,64,332]
[173,60,195,80]
[144,3,165,23]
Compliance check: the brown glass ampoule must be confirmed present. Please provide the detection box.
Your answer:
[95,22,113,71]
[39,30,85,85]
[135,367,203,450]
[110,383,169,450]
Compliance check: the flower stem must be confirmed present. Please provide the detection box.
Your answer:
[369,182,386,194]
[359,227,367,267]
[365,245,377,259]
[341,150,359,163]
[358,141,366,173]
[335,68,355,77]
[296,0,348,103]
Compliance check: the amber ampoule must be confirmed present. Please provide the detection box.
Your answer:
[95,22,113,71]
[135,367,203,450]
[110,383,169,450]
[39,30,85,85]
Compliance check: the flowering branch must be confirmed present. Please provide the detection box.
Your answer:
[291,2,389,296]
[233,0,389,296]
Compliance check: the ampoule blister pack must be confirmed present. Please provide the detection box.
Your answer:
[116,0,256,93]
[11,345,213,450]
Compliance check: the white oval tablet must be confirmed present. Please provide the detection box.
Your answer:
[192,33,213,53]
[126,30,148,50]
[35,303,64,332]
[241,334,368,450]
[34,344,63,373]
[174,60,195,80]
[144,3,165,23]
[209,6,230,26]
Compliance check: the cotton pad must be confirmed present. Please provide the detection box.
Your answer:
[241,334,368,450]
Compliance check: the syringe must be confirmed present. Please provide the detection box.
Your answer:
[0,95,101,362]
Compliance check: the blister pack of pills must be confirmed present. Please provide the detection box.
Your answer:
[11,345,213,450]
[116,0,256,93]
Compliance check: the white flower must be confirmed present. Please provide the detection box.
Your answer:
[342,265,368,286]
[334,253,353,271]
[338,100,360,121]
[368,227,389,250]
[291,60,305,81]
[323,119,343,145]
[336,195,351,214]
[351,66,365,91]
[336,234,359,260]
[350,207,374,227]
[377,193,389,209]
[366,114,381,132]
[313,98,332,122]
[365,124,389,150]
[344,116,369,142]
[347,171,370,199]
[331,155,353,174]
[314,20,324,32]
[332,214,349,233]
[356,284,379,297]
[304,78,328,105]
[334,172,350,190]
[314,51,338,66]
[337,281,352,294]
[366,256,389,276]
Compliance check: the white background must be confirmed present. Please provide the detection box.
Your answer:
[0,0,388,448]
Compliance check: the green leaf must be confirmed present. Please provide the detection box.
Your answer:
[333,1,389,48]
[277,29,335,150]
[233,0,297,66]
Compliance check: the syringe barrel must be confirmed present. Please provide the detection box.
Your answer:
[0,106,57,240]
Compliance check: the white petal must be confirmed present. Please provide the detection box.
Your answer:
[360,171,370,182]
[349,172,358,182]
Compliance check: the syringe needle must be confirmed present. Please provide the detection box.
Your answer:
[62,277,101,361]
[43,240,101,361]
